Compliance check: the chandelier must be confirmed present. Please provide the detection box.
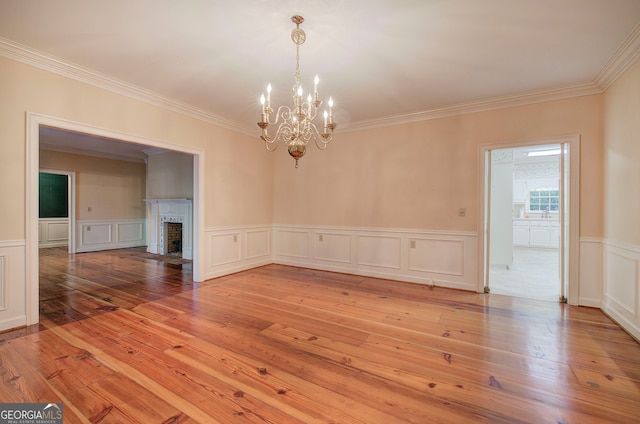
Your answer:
[257,15,337,168]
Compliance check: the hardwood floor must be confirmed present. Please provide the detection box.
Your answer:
[1,247,639,423]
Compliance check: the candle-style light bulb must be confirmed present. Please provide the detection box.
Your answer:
[328,97,334,123]
[323,110,328,128]
[297,86,303,97]
[266,83,272,107]
[314,75,319,92]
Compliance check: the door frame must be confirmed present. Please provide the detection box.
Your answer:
[39,169,76,254]
[26,112,205,325]
[477,134,581,305]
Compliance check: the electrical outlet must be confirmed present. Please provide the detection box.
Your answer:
[458,207,466,217]
[410,240,416,249]
[319,234,323,242]
[88,206,92,212]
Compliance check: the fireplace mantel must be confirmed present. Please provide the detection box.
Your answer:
[147,199,193,259]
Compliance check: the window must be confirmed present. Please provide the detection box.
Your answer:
[529,189,559,212]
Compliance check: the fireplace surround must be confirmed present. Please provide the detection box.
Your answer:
[147,199,192,259]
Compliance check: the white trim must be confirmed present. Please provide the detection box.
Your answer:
[601,239,640,341]
[340,83,602,133]
[26,112,206,326]
[272,223,477,238]
[1,38,250,136]
[272,224,477,291]
[0,240,26,248]
[594,22,640,90]
[3,23,640,135]
[477,134,581,304]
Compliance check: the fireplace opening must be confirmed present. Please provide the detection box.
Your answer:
[165,222,183,257]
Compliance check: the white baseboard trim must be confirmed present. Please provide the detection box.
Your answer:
[578,297,603,308]
[603,300,640,342]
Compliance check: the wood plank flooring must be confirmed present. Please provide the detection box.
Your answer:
[1,247,639,423]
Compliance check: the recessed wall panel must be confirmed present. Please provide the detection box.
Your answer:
[278,230,309,259]
[82,223,112,245]
[0,255,5,310]
[247,229,270,259]
[409,238,464,276]
[117,222,144,242]
[606,249,637,315]
[315,233,351,263]
[357,235,401,269]
[209,233,241,266]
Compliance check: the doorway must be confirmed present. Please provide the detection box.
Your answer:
[26,112,205,325]
[478,135,580,305]
[39,169,76,254]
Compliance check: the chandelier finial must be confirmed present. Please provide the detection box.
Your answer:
[257,15,338,167]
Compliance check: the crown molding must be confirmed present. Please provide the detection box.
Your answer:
[595,22,640,90]
[340,82,602,133]
[0,37,253,136]
[3,24,639,136]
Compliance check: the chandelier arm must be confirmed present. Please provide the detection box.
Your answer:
[307,123,333,149]
[264,140,278,152]
[273,121,295,144]
[266,105,294,126]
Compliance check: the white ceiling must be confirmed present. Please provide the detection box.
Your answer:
[2,0,640,156]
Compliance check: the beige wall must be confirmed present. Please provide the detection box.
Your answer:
[40,150,146,220]
[147,151,193,200]
[273,95,604,237]
[603,59,640,245]
[0,56,274,241]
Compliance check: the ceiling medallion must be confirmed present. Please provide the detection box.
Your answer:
[257,15,337,168]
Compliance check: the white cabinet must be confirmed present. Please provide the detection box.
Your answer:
[550,223,560,248]
[529,220,550,247]
[513,181,527,203]
[512,219,559,248]
[513,221,529,246]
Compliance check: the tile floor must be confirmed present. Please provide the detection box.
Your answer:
[489,247,561,302]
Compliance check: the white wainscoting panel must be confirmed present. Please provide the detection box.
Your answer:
[76,219,146,252]
[602,240,640,341]
[273,225,478,291]
[38,218,69,247]
[0,254,5,310]
[277,230,309,259]
[208,232,242,267]
[0,240,27,331]
[315,232,351,264]
[409,237,464,276]
[203,226,272,280]
[578,238,603,308]
[357,235,402,269]
[246,229,270,260]
[117,221,145,243]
